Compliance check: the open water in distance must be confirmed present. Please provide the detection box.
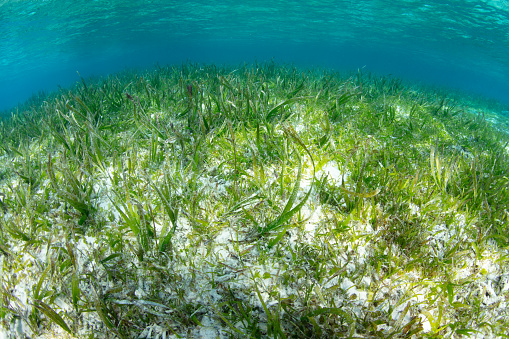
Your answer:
[1,0,508,112]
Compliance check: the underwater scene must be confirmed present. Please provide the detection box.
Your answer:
[1,1,509,338]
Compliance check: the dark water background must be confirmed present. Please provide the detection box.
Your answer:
[1,0,508,112]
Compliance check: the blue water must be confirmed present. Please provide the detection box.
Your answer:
[1,0,508,112]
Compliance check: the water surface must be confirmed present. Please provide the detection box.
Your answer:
[1,0,508,111]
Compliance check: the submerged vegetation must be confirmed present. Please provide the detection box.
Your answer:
[1,62,509,338]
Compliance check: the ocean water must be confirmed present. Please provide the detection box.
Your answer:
[1,0,508,112]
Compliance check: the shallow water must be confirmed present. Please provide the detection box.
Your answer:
[1,0,508,111]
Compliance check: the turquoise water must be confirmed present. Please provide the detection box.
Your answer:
[1,0,508,112]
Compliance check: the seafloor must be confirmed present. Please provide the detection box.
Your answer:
[1,63,509,338]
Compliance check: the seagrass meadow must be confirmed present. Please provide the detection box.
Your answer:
[1,62,509,338]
